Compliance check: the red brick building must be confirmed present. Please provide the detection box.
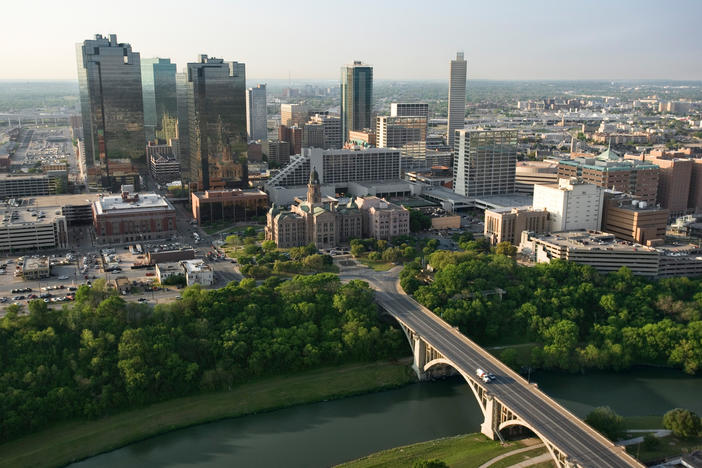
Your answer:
[92,190,177,244]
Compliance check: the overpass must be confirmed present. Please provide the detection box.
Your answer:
[341,266,644,468]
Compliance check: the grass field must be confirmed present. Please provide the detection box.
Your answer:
[335,434,543,468]
[626,434,702,463]
[0,359,415,468]
[356,258,396,271]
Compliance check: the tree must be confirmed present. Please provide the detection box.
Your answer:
[495,241,517,257]
[225,234,242,246]
[663,408,702,438]
[585,407,626,440]
[412,460,448,468]
[163,274,186,287]
[261,240,276,252]
[351,244,365,258]
[408,209,431,232]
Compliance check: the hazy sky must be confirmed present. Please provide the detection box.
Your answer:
[2,0,701,81]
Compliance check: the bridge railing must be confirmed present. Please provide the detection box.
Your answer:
[390,279,643,467]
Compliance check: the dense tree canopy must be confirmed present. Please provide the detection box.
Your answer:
[663,408,702,438]
[403,247,702,374]
[0,274,406,442]
[585,407,626,440]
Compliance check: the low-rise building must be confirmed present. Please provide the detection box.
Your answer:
[0,172,67,199]
[519,230,660,277]
[92,188,177,244]
[191,189,268,225]
[22,257,50,280]
[155,262,183,284]
[266,170,409,248]
[356,196,410,240]
[0,207,68,251]
[431,215,461,230]
[182,259,213,286]
[146,248,195,265]
[601,195,668,244]
[484,207,550,245]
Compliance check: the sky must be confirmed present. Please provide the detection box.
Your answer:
[1,0,701,82]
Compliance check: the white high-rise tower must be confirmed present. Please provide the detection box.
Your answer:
[447,51,467,149]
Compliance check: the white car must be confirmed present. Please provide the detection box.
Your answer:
[58,275,69,280]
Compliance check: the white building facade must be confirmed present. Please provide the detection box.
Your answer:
[532,178,604,232]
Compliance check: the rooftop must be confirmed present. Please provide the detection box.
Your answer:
[0,206,64,226]
[24,257,49,270]
[20,194,102,208]
[182,259,211,274]
[533,230,657,253]
[95,192,174,215]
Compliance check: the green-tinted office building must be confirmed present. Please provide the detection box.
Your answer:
[182,55,248,191]
[340,61,373,141]
[141,58,177,142]
[75,34,145,170]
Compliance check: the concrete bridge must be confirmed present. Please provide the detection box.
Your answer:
[341,266,644,468]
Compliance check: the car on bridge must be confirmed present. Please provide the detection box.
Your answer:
[476,368,495,383]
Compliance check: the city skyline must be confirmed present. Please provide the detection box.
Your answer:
[2,0,702,81]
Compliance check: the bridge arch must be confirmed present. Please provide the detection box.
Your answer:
[424,358,487,417]
[499,419,570,468]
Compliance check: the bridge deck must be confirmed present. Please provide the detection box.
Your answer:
[364,272,642,468]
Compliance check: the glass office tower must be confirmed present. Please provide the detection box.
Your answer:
[183,55,248,191]
[141,58,178,142]
[340,61,373,141]
[75,34,145,170]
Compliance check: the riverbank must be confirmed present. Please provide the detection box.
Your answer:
[335,434,548,468]
[0,359,415,468]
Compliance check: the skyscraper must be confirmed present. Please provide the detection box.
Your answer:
[340,61,373,141]
[453,129,517,197]
[75,34,145,174]
[246,84,267,141]
[182,54,248,191]
[447,52,467,149]
[141,58,178,142]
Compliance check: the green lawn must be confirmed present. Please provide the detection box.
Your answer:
[488,446,550,468]
[0,359,415,468]
[626,434,702,463]
[336,434,537,468]
[623,415,663,430]
[357,258,396,271]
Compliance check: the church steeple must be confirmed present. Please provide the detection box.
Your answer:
[307,168,321,204]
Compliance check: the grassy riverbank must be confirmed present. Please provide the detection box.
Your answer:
[0,359,415,468]
[336,434,545,468]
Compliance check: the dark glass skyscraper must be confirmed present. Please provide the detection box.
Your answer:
[182,55,248,190]
[340,61,373,141]
[75,34,145,172]
[141,58,177,142]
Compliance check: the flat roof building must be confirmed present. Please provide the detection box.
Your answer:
[602,195,668,245]
[484,207,549,245]
[0,206,68,252]
[92,189,176,244]
[558,148,659,204]
[515,160,559,194]
[22,257,50,280]
[519,230,660,277]
[533,178,604,233]
[453,129,517,197]
[191,189,268,225]
[182,259,213,286]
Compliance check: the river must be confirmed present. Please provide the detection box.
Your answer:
[70,367,702,468]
